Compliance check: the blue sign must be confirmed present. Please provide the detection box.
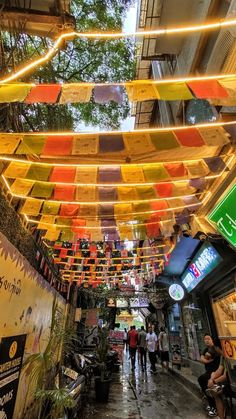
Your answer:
[181,242,223,292]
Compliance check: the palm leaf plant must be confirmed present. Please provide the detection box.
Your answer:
[22,297,78,418]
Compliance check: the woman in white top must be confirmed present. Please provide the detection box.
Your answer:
[159,326,169,372]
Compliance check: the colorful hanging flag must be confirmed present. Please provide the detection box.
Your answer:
[42,201,60,215]
[185,160,209,177]
[164,162,187,178]
[98,166,122,183]
[50,166,76,183]
[143,164,170,182]
[76,186,96,202]
[198,127,229,146]
[26,164,52,181]
[0,83,33,103]
[123,133,155,154]
[43,135,73,156]
[136,185,157,200]
[4,161,30,178]
[114,203,132,221]
[174,128,205,147]
[54,185,76,201]
[20,198,43,215]
[93,85,124,104]
[16,135,46,155]
[187,80,228,99]
[155,183,173,198]
[156,81,193,100]
[31,182,54,198]
[75,166,97,183]
[99,134,124,153]
[60,84,93,103]
[25,84,61,103]
[0,134,22,153]
[11,178,34,195]
[118,186,138,201]
[150,131,179,151]
[98,186,118,202]
[121,165,145,183]
[72,135,99,155]
[126,83,159,101]
[59,203,80,216]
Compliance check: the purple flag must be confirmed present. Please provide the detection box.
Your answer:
[99,134,124,153]
[93,85,124,104]
[101,219,117,228]
[189,178,206,190]
[224,124,236,143]
[204,157,226,173]
[183,196,200,211]
[98,166,122,183]
[99,204,114,217]
[98,187,118,202]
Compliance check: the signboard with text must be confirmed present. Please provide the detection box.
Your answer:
[208,184,236,248]
[0,334,26,418]
[181,242,223,292]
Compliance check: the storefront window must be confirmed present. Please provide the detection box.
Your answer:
[212,291,236,337]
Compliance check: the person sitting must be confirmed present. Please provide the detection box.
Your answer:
[198,334,221,417]
[207,355,230,419]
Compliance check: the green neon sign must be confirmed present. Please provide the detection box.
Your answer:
[208,184,236,248]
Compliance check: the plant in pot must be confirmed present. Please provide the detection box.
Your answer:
[94,326,111,402]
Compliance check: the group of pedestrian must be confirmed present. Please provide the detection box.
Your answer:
[125,324,169,373]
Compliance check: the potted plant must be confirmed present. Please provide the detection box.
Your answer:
[94,326,111,402]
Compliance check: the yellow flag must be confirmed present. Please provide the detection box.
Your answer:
[90,230,103,241]
[172,181,195,196]
[75,166,97,183]
[44,229,61,241]
[185,160,209,177]
[76,186,96,202]
[20,198,43,215]
[0,84,33,103]
[198,127,229,146]
[121,165,145,183]
[60,84,93,103]
[72,135,98,155]
[126,83,159,101]
[0,134,22,153]
[123,133,155,155]
[10,178,34,196]
[118,186,138,201]
[4,161,30,179]
[119,225,133,240]
[114,203,132,221]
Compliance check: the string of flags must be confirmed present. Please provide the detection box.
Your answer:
[1,76,236,104]
[0,125,230,156]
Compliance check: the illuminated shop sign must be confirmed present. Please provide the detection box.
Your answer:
[181,242,223,292]
[168,284,185,301]
[208,184,236,248]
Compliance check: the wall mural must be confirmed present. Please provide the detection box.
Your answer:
[0,232,65,418]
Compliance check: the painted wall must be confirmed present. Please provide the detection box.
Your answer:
[0,232,66,418]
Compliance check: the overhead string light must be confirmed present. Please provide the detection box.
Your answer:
[1,18,236,83]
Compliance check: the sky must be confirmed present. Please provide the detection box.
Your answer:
[77,3,138,133]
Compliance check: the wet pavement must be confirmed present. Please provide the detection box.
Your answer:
[82,351,207,419]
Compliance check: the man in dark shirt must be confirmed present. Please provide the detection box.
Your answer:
[198,334,221,417]
[128,325,138,371]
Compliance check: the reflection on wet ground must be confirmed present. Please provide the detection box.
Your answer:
[82,351,207,419]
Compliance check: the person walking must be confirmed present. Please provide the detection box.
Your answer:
[138,326,147,371]
[123,328,128,351]
[146,325,158,373]
[198,334,221,417]
[128,325,138,370]
[159,326,169,372]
